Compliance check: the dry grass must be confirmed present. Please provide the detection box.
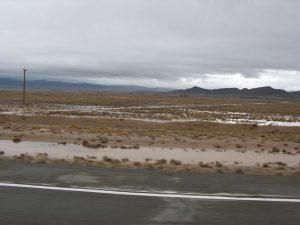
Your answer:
[170,159,182,166]
[12,137,21,143]
[0,152,298,175]
[82,140,106,148]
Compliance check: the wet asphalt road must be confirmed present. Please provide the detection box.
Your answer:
[0,161,300,225]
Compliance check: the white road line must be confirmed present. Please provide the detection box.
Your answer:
[0,182,299,203]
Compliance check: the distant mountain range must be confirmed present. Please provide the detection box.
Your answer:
[1,78,299,99]
[0,78,170,92]
[172,86,300,99]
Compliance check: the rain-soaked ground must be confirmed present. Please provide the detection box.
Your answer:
[1,103,299,126]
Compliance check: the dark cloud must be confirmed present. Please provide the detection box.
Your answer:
[0,0,299,89]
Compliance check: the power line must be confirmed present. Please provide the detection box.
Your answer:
[23,68,27,105]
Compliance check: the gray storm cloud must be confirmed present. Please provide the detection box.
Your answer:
[0,0,299,90]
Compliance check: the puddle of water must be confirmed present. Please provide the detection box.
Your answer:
[1,103,299,126]
[0,140,299,166]
[215,119,300,127]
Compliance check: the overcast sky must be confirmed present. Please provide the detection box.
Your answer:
[0,0,299,90]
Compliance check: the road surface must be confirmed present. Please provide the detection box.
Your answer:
[0,161,300,225]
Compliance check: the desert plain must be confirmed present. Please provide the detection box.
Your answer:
[0,90,299,175]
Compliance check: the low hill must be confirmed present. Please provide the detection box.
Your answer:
[172,86,298,98]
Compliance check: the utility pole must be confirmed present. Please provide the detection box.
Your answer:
[23,68,27,105]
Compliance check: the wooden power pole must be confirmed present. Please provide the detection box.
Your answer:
[23,68,27,105]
